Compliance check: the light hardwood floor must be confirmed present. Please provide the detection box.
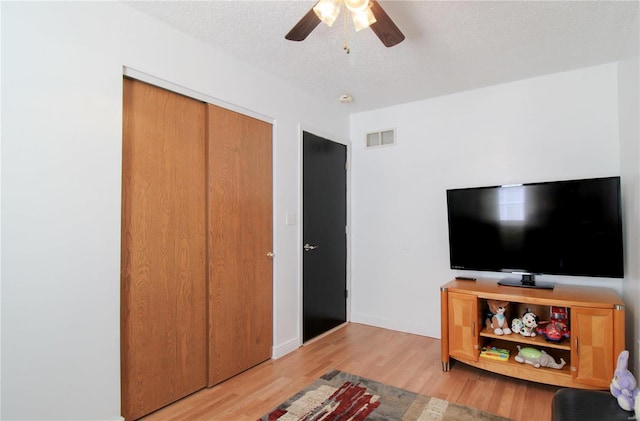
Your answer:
[139,323,559,421]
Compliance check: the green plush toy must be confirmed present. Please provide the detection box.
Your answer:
[514,346,566,369]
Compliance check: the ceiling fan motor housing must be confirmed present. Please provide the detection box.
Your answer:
[345,0,369,13]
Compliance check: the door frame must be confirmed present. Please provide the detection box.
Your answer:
[123,67,273,126]
[297,125,351,346]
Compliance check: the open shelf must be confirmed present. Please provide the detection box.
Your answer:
[469,338,573,386]
[480,328,571,351]
[482,338,570,371]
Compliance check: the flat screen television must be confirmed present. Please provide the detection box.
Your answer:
[446,176,624,289]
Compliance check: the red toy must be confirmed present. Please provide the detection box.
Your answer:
[536,306,570,342]
[551,306,568,323]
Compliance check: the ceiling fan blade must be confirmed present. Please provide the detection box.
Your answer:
[285,6,321,41]
[369,0,405,47]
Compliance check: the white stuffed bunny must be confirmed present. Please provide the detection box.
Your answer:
[610,350,638,411]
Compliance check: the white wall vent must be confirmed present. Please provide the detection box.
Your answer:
[366,129,396,148]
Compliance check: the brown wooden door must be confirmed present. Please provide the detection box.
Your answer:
[121,78,208,421]
[447,292,479,361]
[207,104,273,386]
[571,307,615,388]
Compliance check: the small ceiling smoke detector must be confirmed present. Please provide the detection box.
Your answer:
[339,94,354,103]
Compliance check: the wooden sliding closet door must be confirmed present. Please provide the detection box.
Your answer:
[121,78,207,421]
[207,104,273,386]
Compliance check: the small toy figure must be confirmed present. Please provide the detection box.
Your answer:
[512,308,538,337]
[536,321,570,342]
[536,306,570,342]
[550,306,568,323]
[486,300,511,335]
[610,350,638,412]
[515,346,566,369]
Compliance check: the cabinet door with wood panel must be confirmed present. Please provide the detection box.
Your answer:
[121,78,207,421]
[571,307,619,388]
[447,291,479,362]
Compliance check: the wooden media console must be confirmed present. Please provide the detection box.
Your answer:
[440,278,625,389]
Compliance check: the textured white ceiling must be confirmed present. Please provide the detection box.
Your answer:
[124,0,639,113]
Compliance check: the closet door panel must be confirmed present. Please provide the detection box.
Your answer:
[207,104,273,386]
[121,78,207,420]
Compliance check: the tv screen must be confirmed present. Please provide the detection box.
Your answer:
[446,176,624,281]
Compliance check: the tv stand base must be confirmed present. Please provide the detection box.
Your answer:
[498,278,555,289]
[498,273,554,289]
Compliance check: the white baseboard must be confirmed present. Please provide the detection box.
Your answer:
[271,318,440,360]
[350,313,441,339]
[272,336,300,359]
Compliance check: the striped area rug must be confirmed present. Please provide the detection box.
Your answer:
[258,370,512,421]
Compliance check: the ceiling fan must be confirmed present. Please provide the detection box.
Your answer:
[285,0,405,48]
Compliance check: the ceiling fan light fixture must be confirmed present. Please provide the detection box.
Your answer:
[287,0,404,47]
[344,0,369,13]
[313,0,342,27]
[351,7,376,32]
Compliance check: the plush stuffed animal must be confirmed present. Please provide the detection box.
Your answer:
[512,308,538,337]
[511,318,524,335]
[520,308,538,337]
[486,300,511,335]
[610,350,638,412]
[514,346,566,369]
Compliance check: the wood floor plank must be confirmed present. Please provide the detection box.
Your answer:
[139,323,558,421]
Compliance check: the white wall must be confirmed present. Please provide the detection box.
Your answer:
[2,2,637,420]
[618,8,640,377]
[1,2,348,420]
[350,64,623,338]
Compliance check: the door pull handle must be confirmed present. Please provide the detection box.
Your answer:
[303,243,318,252]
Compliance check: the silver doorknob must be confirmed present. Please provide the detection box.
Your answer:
[267,252,274,258]
[303,243,318,252]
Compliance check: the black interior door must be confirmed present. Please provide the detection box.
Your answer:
[302,131,347,342]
